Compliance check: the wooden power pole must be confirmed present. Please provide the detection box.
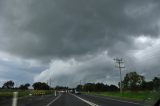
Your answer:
[114,58,125,94]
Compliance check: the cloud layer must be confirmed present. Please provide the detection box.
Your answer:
[0,0,160,86]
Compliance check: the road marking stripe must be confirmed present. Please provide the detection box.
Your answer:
[12,92,18,106]
[46,94,62,106]
[85,94,143,105]
[71,94,99,106]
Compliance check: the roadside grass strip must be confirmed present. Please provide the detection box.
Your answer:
[32,91,45,95]
[31,90,54,96]
[71,94,99,106]
[86,94,143,106]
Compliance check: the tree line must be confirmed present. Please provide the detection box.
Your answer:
[0,81,68,90]
[0,81,50,90]
[1,71,160,91]
[122,72,160,91]
[76,83,119,92]
[76,72,160,92]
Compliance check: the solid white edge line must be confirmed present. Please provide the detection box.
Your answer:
[71,93,99,106]
[85,94,143,105]
[46,94,62,106]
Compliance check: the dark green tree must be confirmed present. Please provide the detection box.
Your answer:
[76,85,83,91]
[55,86,68,91]
[122,72,144,91]
[2,80,14,89]
[141,81,153,90]
[83,83,96,92]
[109,85,119,91]
[78,83,118,92]
[95,83,106,92]
[153,77,160,91]
[32,82,49,90]
[19,83,30,90]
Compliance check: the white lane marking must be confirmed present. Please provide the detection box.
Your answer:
[85,94,143,105]
[71,94,99,106]
[12,92,18,106]
[46,94,62,106]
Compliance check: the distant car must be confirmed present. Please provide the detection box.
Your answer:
[75,90,81,94]
[69,90,75,93]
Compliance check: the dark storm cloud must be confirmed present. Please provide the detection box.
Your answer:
[0,0,160,61]
[0,0,160,86]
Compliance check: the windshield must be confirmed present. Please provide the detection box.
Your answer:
[0,0,160,106]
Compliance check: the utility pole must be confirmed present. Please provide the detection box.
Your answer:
[49,78,51,88]
[47,80,48,85]
[114,58,125,94]
[80,80,82,91]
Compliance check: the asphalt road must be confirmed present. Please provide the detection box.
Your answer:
[0,93,145,106]
[78,93,144,106]
[49,93,90,106]
[17,95,57,106]
[0,95,57,106]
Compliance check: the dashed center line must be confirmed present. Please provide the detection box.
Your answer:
[46,94,62,106]
[70,93,99,106]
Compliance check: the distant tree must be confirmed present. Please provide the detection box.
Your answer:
[141,81,153,90]
[94,83,107,92]
[32,82,49,90]
[104,84,110,91]
[19,85,25,90]
[122,72,144,91]
[109,85,119,91]
[153,77,160,91]
[25,83,30,88]
[55,86,68,91]
[76,85,83,91]
[19,83,30,90]
[2,80,14,89]
[79,82,119,92]
[83,83,96,92]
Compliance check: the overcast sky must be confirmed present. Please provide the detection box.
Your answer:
[0,0,160,87]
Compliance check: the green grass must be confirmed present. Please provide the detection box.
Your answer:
[83,91,160,105]
[31,90,55,95]
[86,91,148,100]
[0,89,55,97]
[0,90,30,97]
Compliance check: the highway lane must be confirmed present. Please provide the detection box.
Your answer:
[0,93,92,106]
[0,95,57,106]
[17,95,57,106]
[0,93,146,106]
[50,93,91,106]
[0,97,12,106]
[78,93,144,106]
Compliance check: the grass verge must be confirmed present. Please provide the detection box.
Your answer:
[83,91,160,105]
[0,89,55,97]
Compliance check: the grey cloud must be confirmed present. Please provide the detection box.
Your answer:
[34,51,118,87]
[0,0,160,61]
[0,59,40,86]
[0,0,160,86]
